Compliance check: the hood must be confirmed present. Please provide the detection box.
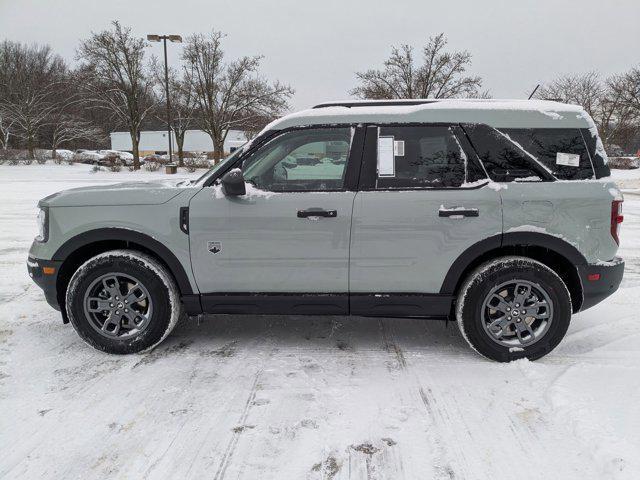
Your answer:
[39,179,193,207]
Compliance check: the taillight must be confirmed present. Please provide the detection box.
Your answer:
[611,200,623,245]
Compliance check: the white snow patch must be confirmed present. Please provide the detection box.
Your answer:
[460,179,488,188]
[487,181,508,191]
[244,183,278,199]
[514,176,543,182]
[211,181,278,200]
[595,257,624,267]
[540,110,562,120]
[609,187,624,201]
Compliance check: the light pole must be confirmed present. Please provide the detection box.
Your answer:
[147,34,182,163]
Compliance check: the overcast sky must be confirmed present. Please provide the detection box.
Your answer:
[1,0,638,111]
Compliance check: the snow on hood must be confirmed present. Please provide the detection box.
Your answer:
[39,178,191,207]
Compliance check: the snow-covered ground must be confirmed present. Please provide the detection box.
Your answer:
[1,164,640,480]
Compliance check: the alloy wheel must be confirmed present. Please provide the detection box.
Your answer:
[480,280,554,348]
[83,272,153,339]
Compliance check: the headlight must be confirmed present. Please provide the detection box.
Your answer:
[36,207,48,242]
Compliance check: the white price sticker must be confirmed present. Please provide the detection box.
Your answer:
[378,136,395,177]
[556,152,580,167]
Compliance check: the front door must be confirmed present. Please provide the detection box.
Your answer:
[189,126,360,313]
[349,124,503,316]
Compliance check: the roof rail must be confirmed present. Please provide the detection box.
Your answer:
[312,100,440,109]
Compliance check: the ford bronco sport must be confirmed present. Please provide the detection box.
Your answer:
[27,99,624,361]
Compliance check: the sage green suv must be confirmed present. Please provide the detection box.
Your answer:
[27,99,625,361]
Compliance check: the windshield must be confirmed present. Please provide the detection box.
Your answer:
[192,147,245,185]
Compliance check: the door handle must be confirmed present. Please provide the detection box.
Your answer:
[297,208,337,218]
[438,207,479,218]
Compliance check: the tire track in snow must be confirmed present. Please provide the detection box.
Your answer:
[175,317,339,479]
[379,319,406,370]
[392,321,599,480]
[158,322,279,479]
[380,319,486,479]
[0,285,33,304]
[377,319,458,479]
[212,369,262,480]
[533,362,640,478]
[53,319,274,479]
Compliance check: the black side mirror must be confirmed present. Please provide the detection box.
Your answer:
[221,169,246,196]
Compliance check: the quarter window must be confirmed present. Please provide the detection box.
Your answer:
[375,126,469,188]
[242,128,352,192]
[502,128,594,180]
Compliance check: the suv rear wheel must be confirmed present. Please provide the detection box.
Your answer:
[65,250,182,354]
[456,256,572,362]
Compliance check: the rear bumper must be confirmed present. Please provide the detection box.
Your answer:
[577,257,624,311]
[27,256,62,311]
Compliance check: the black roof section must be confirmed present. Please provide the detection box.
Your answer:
[312,100,440,109]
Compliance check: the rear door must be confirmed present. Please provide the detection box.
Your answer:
[349,124,503,316]
[188,126,362,312]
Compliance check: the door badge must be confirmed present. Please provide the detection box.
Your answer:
[208,241,222,254]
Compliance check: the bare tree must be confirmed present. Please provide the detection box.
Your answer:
[0,43,13,149]
[0,41,16,149]
[49,115,104,158]
[0,41,66,157]
[0,116,13,150]
[151,59,197,166]
[609,67,640,120]
[182,31,293,160]
[607,68,640,152]
[77,21,155,169]
[351,33,484,100]
[536,71,603,115]
[241,113,274,142]
[536,71,637,150]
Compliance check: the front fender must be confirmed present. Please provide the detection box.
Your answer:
[52,228,195,295]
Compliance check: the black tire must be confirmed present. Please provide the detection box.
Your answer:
[65,249,182,354]
[456,256,572,362]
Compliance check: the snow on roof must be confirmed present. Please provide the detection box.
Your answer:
[262,99,591,134]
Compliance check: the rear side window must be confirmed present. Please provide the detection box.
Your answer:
[375,126,468,188]
[463,124,552,182]
[502,128,594,180]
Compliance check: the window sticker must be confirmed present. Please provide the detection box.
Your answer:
[394,140,405,157]
[378,136,395,177]
[556,152,580,167]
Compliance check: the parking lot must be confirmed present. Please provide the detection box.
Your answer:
[1,164,639,479]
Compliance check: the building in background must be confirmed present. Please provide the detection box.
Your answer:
[110,129,247,156]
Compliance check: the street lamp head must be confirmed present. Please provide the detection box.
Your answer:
[168,35,183,43]
[146,34,161,42]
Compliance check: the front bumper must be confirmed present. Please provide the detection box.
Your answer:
[27,256,63,311]
[577,257,625,311]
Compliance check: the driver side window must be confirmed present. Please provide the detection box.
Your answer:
[242,127,352,192]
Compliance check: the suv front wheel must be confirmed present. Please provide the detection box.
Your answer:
[65,250,182,354]
[456,256,572,362]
